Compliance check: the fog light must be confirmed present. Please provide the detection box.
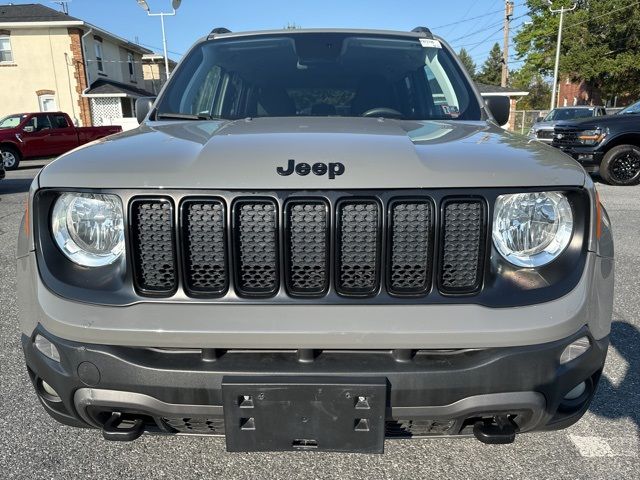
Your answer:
[41,380,59,398]
[560,336,590,364]
[564,381,586,400]
[34,334,61,362]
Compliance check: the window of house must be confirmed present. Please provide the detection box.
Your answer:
[127,52,135,81]
[120,98,135,117]
[94,37,104,72]
[38,94,57,112]
[0,34,13,63]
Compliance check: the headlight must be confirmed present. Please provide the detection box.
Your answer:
[577,128,606,145]
[492,192,573,267]
[51,193,125,267]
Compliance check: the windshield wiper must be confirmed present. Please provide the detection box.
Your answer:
[155,112,217,121]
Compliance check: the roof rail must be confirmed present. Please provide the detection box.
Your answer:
[208,27,232,38]
[411,26,433,38]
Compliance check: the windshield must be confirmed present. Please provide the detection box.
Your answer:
[0,114,25,129]
[155,33,481,121]
[618,100,640,115]
[543,108,594,121]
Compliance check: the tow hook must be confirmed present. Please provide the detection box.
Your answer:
[102,412,145,441]
[472,415,516,444]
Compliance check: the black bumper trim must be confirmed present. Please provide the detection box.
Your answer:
[23,324,608,438]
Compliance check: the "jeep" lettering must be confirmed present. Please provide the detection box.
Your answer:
[277,159,345,179]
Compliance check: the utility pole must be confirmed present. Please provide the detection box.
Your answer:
[137,1,182,80]
[549,1,577,110]
[501,1,514,87]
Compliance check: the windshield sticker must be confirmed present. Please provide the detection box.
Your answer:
[420,38,442,49]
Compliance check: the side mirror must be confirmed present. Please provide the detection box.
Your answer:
[23,126,34,133]
[484,95,511,126]
[136,96,156,124]
[536,116,544,123]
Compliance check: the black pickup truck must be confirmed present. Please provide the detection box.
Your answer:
[553,100,640,185]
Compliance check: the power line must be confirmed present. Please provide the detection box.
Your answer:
[449,11,528,45]
[565,0,640,29]
[136,41,183,57]
[431,6,505,30]
[448,19,504,43]
[439,0,480,36]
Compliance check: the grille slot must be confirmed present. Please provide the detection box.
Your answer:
[439,199,486,293]
[285,200,330,296]
[130,199,177,295]
[336,200,381,296]
[388,200,433,295]
[182,199,227,296]
[233,199,279,296]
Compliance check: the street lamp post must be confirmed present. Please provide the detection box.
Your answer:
[548,1,577,110]
[136,0,181,80]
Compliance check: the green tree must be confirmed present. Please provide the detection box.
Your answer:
[458,48,477,79]
[476,43,503,85]
[514,0,640,99]
[510,67,552,109]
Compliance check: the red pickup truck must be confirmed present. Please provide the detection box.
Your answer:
[0,112,121,170]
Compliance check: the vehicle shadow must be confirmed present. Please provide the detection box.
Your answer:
[589,319,640,430]
[0,178,32,195]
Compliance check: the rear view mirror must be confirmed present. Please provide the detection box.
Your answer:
[484,95,511,126]
[136,97,157,124]
[536,116,543,123]
[23,126,34,133]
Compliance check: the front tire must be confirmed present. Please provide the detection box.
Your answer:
[1,145,21,170]
[600,144,640,186]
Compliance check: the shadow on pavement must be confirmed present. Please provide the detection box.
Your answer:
[590,319,640,430]
[0,178,32,195]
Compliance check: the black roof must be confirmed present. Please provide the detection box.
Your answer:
[85,79,155,98]
[0,3,81,22]
[475,82,529,95]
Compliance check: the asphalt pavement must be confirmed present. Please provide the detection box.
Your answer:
[1,159,638,479]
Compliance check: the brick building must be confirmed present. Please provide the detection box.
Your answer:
[557,77,603,107]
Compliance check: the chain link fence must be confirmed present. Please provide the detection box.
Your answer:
[512,107,624,134]
[513,110,548,135]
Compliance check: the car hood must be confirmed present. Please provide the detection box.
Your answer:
[39,117,585,189]
[556,113,640,130]
[531,120,556,130]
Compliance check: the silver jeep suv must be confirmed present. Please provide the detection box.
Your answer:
[17,27,614,453]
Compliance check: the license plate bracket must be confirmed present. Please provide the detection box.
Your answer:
[222,376,387,453]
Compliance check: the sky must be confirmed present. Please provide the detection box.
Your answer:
[19,0,528,67]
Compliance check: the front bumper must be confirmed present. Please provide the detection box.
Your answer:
[554,145,605,173]
[24,324,608,443]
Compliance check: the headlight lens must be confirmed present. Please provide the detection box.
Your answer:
[577,128,606,145]
[51,193,125,267]
[492,192,573,267]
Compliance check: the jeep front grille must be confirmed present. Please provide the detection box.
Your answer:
[128,192,488,301]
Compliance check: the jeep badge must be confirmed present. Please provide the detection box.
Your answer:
[277,159,345,179]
